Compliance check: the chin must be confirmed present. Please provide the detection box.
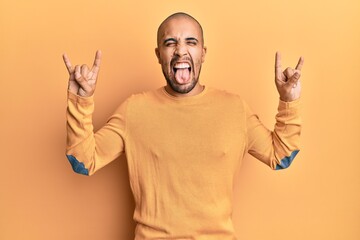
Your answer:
[167,79,197,94]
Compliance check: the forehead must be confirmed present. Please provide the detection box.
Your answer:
[158,17,202,40]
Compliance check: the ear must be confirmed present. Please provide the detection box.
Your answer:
[155,48,161,64]
[201,46,207,63]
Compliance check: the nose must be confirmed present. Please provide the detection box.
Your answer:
[174,43,188,57]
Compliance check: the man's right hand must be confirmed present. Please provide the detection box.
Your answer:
[62,50,102,97]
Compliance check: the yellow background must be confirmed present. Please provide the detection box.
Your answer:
[1,0,359,239]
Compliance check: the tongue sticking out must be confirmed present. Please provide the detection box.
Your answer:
[175,68,191,84]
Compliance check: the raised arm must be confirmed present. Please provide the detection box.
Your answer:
[246,52,304,170]
[63,51,126,176]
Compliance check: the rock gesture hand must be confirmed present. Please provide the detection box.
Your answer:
[62,50,102,97]
[275,52,304,102]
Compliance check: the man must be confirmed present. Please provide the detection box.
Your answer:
[63,12,303,240]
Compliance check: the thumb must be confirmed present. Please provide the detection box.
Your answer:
[288,70,301,86]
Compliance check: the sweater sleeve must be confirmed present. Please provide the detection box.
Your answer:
[245,98,301,170]
[65,91,127,176]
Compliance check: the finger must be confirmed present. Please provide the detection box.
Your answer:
[62,53,73,73]
[91,50,102,73]
[275,51,282,78]
[81,64,89,77]
[283,67,294,81]
[288,70,301,86]
[74,65,81,80]
[74,65,92,93]
[295,56,304,71]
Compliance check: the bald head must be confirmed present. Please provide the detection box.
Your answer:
[157,12,204,47]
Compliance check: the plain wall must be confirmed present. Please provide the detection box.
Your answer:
[1,0,359,239]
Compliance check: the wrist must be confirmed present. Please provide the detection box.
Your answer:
[67,90,94,104]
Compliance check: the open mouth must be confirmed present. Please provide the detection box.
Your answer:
[173,62,192,84]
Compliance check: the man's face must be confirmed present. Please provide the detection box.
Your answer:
[155,17,207,95]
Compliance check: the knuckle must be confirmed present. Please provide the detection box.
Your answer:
[293,72,301,79]
[75,74,82,81]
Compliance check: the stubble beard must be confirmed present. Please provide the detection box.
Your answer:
[162,64,202,94]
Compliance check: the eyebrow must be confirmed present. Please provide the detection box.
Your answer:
[185,37,198,42]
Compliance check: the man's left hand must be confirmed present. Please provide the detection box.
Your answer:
[275,52,304,102]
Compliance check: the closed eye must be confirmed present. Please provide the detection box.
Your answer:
[164,38,177,47]
[187,41,197,46]
[165,42,176,47]
[185,37,198,46]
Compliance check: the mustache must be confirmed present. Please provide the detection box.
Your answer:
[170,56,194,68]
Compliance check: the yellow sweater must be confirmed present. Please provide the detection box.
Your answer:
[66,86,301,239]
